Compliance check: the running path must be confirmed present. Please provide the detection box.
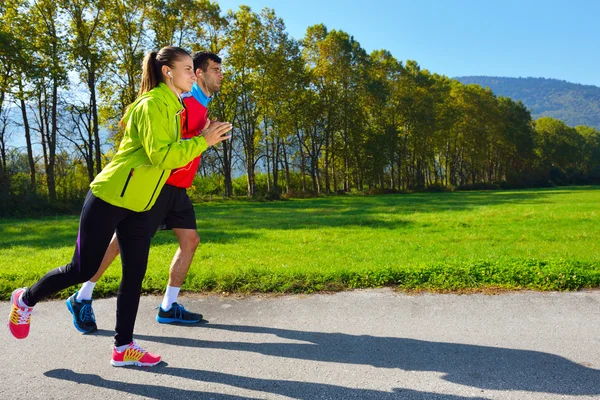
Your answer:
[1,289,599,399]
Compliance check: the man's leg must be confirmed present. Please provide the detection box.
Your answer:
[155,188,203,324]
[77,233,121,299]
[160,228,200,310]
[65,232,121,333]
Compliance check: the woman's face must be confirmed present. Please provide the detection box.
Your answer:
[167,55,195,94]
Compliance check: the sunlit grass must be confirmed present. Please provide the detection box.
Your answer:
[1,186,599,299]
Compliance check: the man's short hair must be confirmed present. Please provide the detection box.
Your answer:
[192,52,222,72]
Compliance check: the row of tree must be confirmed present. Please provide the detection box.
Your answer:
[1,1,599,215]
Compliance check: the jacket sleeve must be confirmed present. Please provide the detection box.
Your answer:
[135,98,209,170]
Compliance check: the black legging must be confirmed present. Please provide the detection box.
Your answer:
[23,190,152,346]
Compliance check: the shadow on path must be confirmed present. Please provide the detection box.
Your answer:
[88,323,600,396]
[44,368,490,400]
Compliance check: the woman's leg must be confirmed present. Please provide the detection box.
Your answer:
[23,192,128,306]
[113,211,152,347]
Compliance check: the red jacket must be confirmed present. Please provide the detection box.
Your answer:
[165,84,211,188]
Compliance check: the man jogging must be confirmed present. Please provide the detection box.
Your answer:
[66,52,225,333]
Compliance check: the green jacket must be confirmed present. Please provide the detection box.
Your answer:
[90,83,208,212]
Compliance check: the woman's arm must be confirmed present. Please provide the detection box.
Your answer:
[136,99,209,170]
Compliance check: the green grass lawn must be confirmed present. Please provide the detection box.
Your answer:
[1,186,599,299]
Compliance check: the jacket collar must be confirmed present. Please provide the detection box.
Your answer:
[190,82,212,107]
[154,82,184,113]
[122,82,184,125]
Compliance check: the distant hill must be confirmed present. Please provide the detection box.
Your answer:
[454,76,600,130]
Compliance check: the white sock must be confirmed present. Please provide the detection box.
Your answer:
[115,343,130,352]
[76,281,96,301]
[17,293,31,309]
[161,286,181,311]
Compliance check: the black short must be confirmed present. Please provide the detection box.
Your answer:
[148,184,197,235]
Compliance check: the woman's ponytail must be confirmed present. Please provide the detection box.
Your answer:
[119,46,190,127]
[139,51,160,96]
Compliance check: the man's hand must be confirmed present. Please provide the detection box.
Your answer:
[201,119,232,147]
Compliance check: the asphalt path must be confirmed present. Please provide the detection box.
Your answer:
[1,289,599,399]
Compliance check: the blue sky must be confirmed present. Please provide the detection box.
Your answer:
[217,0,600,87]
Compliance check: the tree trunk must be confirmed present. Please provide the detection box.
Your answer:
[323,129,330,193]
[296,127,306,192]
[343,126,348,192]
[0,118,7,184]
[247,160,255,197]
[282,141,291,194]
[265,136,271,192]
[223,140,232,197]
[46,75,58,202]
[85,110,94,183]
[331,137,337,193]
[90,66,101,175]
[272,136,280,195]
[246,132,256,197]
[20,86,36,190]
[310,134,319,193]
[264,112,270,192]
[38,90,49,192]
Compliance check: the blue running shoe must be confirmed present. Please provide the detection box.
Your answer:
[66,291,97,334]
[156,302,202,324]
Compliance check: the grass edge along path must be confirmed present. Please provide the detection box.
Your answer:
[1,259,598,300]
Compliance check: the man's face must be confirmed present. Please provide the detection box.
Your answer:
[197,59,223,94]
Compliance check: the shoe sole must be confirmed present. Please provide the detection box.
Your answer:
[111,359,161,367]
[66,298,97,334]
[155,316,202,324]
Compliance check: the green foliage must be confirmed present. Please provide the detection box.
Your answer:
[534,117,588,184]
[3,1,600,215]
[187,174,221,201]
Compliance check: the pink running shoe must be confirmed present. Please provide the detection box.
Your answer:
[111,340,162,367]
[8,288,33,339]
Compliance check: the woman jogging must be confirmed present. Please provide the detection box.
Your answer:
[7,46,232,367]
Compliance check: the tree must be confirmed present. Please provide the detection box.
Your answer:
[101,0,148,145]
[365,50,402,189]
[223,5,263,197]
[1,1,38,191]
[253,8,303,197]
[29,0,69,201]
[147,0,225,50]
[0,105,11,188]
[576,125,600,181]
[497,97,535,184]
[535,117,585,183]
[62,0,108,178]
